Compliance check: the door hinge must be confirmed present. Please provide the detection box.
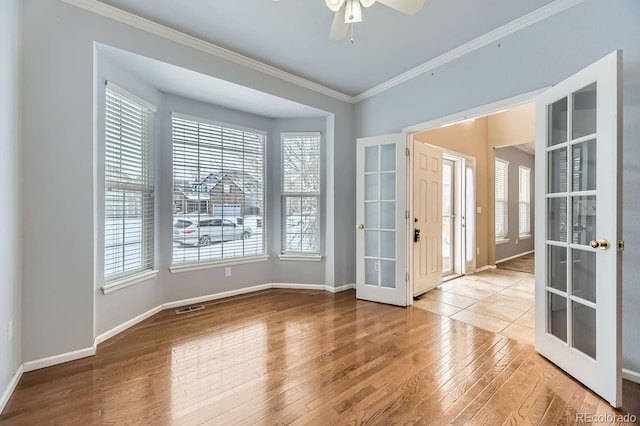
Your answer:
[405,210,409,219]
[406,148,410,156]
[405,272,410,281]
[618,240,625,251]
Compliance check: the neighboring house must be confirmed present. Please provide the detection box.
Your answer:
[173,172,262,216]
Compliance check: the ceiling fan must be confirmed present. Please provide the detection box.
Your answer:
[325,0,426,41]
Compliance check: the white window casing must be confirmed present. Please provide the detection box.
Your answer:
[281,132,321,255]
[171,113,266,266]
[519,165,531,236]
[495,158,509,241]
[104,83,155,285]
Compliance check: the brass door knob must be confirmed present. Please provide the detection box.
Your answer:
[589,239,610,250]
[357,223,365,230]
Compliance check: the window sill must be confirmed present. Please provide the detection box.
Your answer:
[170,255,270,274]
[278,254,323,262]
[519,234,532,240]
[101,270,158,295]
[496,238,510,245]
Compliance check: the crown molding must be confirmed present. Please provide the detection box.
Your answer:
[61,0,355,104]
[352,0,586,103]
[62,0,584,105]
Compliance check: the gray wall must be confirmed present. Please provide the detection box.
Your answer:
[22,0,355,362]
[0,0,22,406]
[355,0,640,372]
[494,146,535,261]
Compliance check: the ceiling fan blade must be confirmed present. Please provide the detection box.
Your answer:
[325,0,346,12]
[360,0,376,7]
[329,9,348,40]
[377,0,425,15]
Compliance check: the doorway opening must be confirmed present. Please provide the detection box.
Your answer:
[410,103,537,346]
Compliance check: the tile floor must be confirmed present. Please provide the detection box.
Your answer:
[413,268,535,345]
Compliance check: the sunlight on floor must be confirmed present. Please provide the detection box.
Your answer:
[414,269,535,345]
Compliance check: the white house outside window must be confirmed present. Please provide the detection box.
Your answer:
[104,84,155,284]
[281,132,321,255]
[495,158,509,241]
[172,114,266,265]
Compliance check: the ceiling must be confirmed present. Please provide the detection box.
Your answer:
[97,43,329,119]
[98,0,556,97]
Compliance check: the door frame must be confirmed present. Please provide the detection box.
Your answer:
[404,90,545,303]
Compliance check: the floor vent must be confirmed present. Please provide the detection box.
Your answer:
[176,304,205,314]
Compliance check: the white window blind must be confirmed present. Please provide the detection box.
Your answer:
[172,114,266,265]
[519,166,531,236]
[495,159,509,240]
[104,85,155,283]
[281,132,321,255]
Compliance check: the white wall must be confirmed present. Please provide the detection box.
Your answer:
[0,0,23,408]
[22,0,355,363]
[355,0,640,372]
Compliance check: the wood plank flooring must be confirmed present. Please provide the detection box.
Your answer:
[1,289,638,425]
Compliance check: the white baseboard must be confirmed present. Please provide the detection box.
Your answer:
[495,250,535,264]
[0,364,23,415]
[95,305,163,346]
[331,283,355,293]
[17,283,355,378]
[623,368,640,384]
[162,284,272,310]
[475,265,497,272]
[23,346,96,373]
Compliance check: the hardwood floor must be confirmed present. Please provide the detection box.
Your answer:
[1,289,638,425]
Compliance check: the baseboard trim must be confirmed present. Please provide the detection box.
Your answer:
[495,250,535,264]
[162,284,272,309]
[23,346,96,373]
[331,283,355,293]
[623,368,640,384]
[0,364,23,415]
[96,305,163,345]
[18,283,355,377]
[475,265,498,272]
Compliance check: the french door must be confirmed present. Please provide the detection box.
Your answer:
[535,50,622,406]
[355,134,408,306]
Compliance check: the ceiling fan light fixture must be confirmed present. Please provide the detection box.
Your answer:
[325,0,346,12]
[344,0,362,23]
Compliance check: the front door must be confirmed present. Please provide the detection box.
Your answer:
[535,50,622,406]
[356,134,408,306]
[413,140,443,296]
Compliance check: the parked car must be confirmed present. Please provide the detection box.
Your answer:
[173,217,251,246]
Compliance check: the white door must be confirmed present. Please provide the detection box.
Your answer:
[356,134,408,306]
[535,51,622,407]
[413,141,443,296]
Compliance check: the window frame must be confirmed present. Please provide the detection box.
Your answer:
[519,165,532,237]
[495,158,509,242]
[102,82,157,292]
[280,132,322,257]
[170,112,267,268]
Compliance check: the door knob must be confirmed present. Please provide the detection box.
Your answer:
[357,223,364,230]
[589,239,610,250]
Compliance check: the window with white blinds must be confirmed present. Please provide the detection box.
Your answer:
[104,85,155,283]
[519,166,531,236]
[495,159,509,241]
[172,113,266,265]
[281,132,321,255]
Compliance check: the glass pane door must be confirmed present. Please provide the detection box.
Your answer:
[442,159,454,276]
[535,50,621,407]
[364,144,397,288]
[545,83,598,359]
[356,133,407,306]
